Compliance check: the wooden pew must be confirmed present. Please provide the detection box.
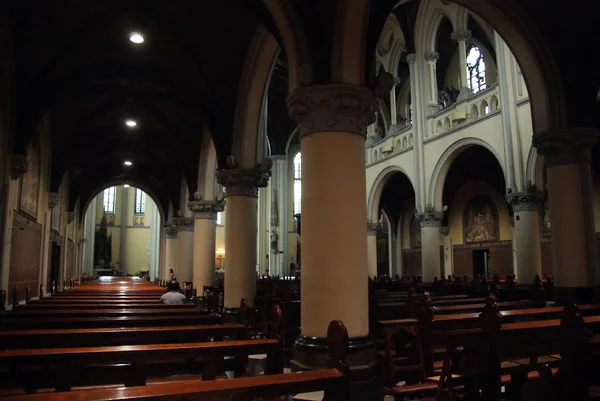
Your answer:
[4,320,350,401]
[15,303,195,310]
[0,324,247,349]
[0,314,223,329]
[2,308,207,317]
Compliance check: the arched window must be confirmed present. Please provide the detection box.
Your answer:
[134,188,146,214]
[467,45,486,93]
[103,186,116,213]
[293,152,302,215]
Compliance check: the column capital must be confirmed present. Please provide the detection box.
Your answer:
[188,200,224,220]
[424,51,440,63]
[67,212,75,223]
[286,83,378,139]
[451,29,472,42]
[416,211,444,227]
[270,155,287,162]
[506,191,542,212]
[165,222,178,239]
[367,222,379,236]
[217,157,271,197]
[10,154,29,180]
[406,53,417,65]
[48,192,60,209]
[533,128,600,167]
[175,216,194,232]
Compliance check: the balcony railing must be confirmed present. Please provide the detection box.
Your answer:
[368,125,413,165]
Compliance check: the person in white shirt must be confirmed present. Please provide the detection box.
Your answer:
[160,281,187,304]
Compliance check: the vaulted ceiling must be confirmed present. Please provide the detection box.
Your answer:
[6,0,276,215]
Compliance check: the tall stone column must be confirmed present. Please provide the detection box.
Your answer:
[451,29,473,101]
[217,163,270,309]
[506,191,543,283]
[287,83,378,393]
[417,211,443,282]
[164,222,178,280]
[176,217,194,283]
[533,129,600,303]
[269,155,288,277]
[367,222,379,278]
[424,51,440,114]
[42,193,59,291]
[188,199,224,292]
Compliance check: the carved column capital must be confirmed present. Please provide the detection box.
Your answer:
[506,191,542,212]
[424,51,440,63]
[367,222,379,236]
[48,192,60,209]
[406,53,417,65]
[67,212,75,223]
[188,200,224,220]
[416,211,444,227]
[451,29,472,42]
[175,216,194,232]
[10,154,29,180]
[165,222,178,239]
[217,167,270,198]
[270,155,287,162]
[533,128,600,167]
[286,83,378,139]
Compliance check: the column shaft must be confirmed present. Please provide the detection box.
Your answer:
[177,220,194,283]
[270,156,288,276]
[418,212,443,282]
[164,224,178,279]
[513,210,542,282]
[223,195,257,308]
[189,201,223,293]
[367,230,378,278]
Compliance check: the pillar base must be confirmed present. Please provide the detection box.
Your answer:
[291,335,378,401]
[554,286,599,305]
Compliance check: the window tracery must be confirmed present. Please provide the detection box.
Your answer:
[103,187,116,213]
[467,45,486,93]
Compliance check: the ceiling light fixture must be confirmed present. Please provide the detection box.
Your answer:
[123,184,130,188]
[129,32,144,44]
[125,120,137,128]
[124,161,133,166]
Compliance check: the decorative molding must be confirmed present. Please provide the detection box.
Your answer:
[532,128,600,167]
[451,29,472,42]
[440,226,450,236]
[286,83,378,138]
[10,154,29,180]
[506,191,542,212]
[188,200,224,220]
[424,51,440,63]
[48,192,60,209]
[416,211,444,227]
[367,222,379,236]
[67,212,75,223]
[175,217,194,232]
[217,162,270,198]
[165,222,178,239]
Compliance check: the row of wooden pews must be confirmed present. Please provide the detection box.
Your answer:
[377,288,600,400]
[0,277,349,400]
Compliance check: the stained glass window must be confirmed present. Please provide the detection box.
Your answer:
[134,188,146,214]
[103,187,116,213]
[467,45,486,93]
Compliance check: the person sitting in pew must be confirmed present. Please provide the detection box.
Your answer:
[160,281,187,304]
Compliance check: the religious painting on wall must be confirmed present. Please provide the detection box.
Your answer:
[463,196,498,243]
[410,215,421,248]
[19,134,41,220]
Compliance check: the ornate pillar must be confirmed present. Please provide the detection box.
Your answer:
[189,199,224,292]
[367,222,379,278]
[533,129,600,303]
[417,211,443,282]
[269,155,288,277]
[287,83,377,384]
[424,51,440,114]
[451,29,473,101]
[176,216,194,283]
[164,222,178,280]
[217,162,270,309]
[506,191,543,283]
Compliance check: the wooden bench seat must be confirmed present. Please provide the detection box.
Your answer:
[2,308,207,318]
[0,324,247,349]
[0,339,283,391]
[16,303,195,310]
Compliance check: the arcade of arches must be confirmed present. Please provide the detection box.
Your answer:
[0,0,599,399]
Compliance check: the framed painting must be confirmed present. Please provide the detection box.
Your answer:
[19,135,40,220]
[463,196,499,244]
